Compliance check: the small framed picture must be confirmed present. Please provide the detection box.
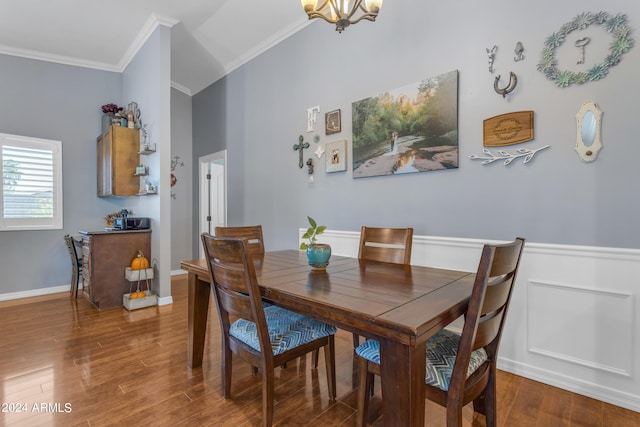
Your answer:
[325,109,341,135]
[325,140,347,173]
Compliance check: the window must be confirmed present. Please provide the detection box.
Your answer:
[1,133,63,231]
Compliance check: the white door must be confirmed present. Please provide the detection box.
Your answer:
[199,150,227,258]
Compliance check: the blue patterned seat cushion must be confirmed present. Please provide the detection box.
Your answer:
[229,305,337,356]
[355,329,488,391]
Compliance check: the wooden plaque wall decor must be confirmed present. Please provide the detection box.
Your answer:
[483,111,534,147]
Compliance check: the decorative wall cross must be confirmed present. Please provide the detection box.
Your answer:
[293,135,310,168]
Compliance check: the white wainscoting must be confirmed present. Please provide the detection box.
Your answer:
[301,229,640,412]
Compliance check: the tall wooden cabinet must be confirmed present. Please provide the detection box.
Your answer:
[97,126,139,197]
[80,230,151,309]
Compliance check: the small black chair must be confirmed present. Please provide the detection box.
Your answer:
[64,235,83,298]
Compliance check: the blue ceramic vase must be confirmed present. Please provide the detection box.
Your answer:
[306,244,331,270]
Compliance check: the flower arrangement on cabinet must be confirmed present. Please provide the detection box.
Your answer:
[101,103,123,114]
[100,103,125,132]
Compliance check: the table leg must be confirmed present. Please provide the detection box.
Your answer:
[379,338,426,427]
[188,272,211,368]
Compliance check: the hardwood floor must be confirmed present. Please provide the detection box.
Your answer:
[1,275,638,426]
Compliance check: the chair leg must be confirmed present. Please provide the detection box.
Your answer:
[446,406,464,427]
[70,266,78,298]
[75,266,82,298]
[356,357,373,427]
[480,364,498,427]
[312,349,319,369]
[369,373,375,398]
[353,333,360,348]
[221,344,233,398]
[472,393,486,416]
[262,368,275,427]
[324,336,336,400]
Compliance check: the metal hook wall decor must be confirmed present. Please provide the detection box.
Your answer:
[494,72,518,98]
[486,45,497,73]
[514,42,525,61]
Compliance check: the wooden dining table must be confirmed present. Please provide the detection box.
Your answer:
[181,250,474,426]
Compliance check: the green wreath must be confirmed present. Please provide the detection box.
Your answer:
[537,11,634,87]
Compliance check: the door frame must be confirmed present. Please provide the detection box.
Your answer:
[199,150,227,257]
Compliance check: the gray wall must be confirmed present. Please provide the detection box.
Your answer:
[121,25,173,299]
[192,0,640,253]
[171,87,193,269]
[0,54,122,294]
[0,25,171,296]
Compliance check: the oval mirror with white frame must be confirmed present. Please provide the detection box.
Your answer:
[575,101,603,163]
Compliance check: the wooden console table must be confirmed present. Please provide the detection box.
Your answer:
[80,229,151,309]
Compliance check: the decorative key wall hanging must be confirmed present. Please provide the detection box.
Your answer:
[537,11,634,87]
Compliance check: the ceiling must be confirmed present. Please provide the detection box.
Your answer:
[0,0,312,95]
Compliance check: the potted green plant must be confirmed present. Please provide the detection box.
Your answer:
[300,216,331,270]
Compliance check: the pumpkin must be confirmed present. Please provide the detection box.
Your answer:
[129,290,146,300]
[131,250,149,270]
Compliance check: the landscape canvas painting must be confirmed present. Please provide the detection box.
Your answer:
[351,70,459,178]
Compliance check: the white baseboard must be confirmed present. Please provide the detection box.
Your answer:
[0,270,190,303]
[157,295,173,306]
[498,357,640,412]
[0,284,74,301]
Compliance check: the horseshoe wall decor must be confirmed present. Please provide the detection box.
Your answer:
[494,72,517,98]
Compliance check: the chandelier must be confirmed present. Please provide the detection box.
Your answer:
[301,0,383,33]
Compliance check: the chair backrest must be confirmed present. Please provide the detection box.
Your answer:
[201,233,272,356]
[215,225,265,256]
[451,237,525,389]
[64,235,81,266]
[358,226,414,265]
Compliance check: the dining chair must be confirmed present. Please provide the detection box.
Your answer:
[215,225,265,256]
[355,237,525,427]
[358,225,414,265]
[215,225,310,368]
[354,226,414,347]
[64,235,83,298]
[201,233,337,427]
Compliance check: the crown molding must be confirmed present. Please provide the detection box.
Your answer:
[118,13,179,72]
[171,80,193,96]
[0,14,178,75]
[0,43,120,72]
[221,18,312,82]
